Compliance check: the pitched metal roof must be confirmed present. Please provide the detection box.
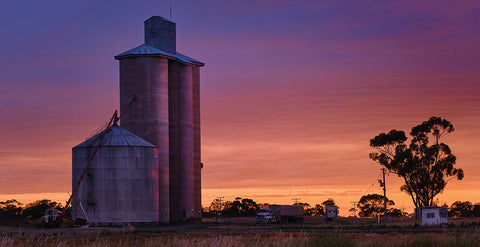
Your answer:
[145,16,175,24]
[114,44,204,66]
[74,125,156,148]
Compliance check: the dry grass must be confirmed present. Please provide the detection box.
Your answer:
[2,230,480,247]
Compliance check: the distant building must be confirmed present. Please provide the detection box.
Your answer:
[415,207,448,226]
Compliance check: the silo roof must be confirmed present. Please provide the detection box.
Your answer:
[145,15,175,24]
[74,125,156,148]
[114,44,204,66]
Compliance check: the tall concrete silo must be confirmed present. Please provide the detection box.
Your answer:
[115,51,170,223]
[115,16,204,223]
[72,124,160,224]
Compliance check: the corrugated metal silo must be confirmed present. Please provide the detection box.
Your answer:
[72,124,161,224]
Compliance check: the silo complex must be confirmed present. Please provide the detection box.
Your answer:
[72,125,160,224]
[114,16,204,223]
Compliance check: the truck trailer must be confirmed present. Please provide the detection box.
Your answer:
[256,205,304,224]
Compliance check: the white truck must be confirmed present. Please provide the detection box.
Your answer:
[256,205,304,224]
[40,209,63,228]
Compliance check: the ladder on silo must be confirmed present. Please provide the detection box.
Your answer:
[60,110,118,219]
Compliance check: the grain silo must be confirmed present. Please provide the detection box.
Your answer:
[72,123,161,224]
[115,16,204,223]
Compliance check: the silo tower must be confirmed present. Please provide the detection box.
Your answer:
[115,16,204,223]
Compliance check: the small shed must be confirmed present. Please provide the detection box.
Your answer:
[324,205,338,221]
[415,207,448,226]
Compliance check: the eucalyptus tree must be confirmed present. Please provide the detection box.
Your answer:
[357,194,394,217]
[369,117,463,207]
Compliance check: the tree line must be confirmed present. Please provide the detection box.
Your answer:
[352,194,480,218]
[0,199,69,220]
[202,197,334,217]
[3,196,480,221]
[202,196,480,218]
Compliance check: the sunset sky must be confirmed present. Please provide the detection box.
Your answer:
[1,0,479,215]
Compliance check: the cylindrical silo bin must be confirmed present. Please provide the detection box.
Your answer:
[117,55,170,223]
[179,64,195,220]
[167,60,182,222]
[192,65,202,220]
[72,125,161,225]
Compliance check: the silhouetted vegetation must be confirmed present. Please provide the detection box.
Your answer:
[222,198,259,216]
[357,194,394,218]
[370,116,464,208]
[202,197,340,217]
[297,198,339,216]
[387,208,408,217]
[22,199,63,219]
[322,198,336,207]
[202,197,260,217]
[201,196,480,219]
[0,199,23,217]
[0,199,71,226]
[310,204,325,216]
[448,201,480,218]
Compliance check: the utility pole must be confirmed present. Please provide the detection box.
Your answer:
[216,196,224,213]
[351,201,358,217]
[415,173,420,220]
[381,168,387,223]
[291,198,301,204]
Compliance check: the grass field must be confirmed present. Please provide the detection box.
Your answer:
[2,231,480,247]
[2,217,480,246]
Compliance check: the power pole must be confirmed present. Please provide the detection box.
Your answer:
[382,168,387,223]
[351,201,358,217]
[216,196,224,213]
[291,198,301,204]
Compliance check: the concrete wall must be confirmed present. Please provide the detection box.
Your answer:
[144,16,176,54]
[192,65,202,219]
[119,56,170,223]
[168,60,181,222]
[168,61,201,222]
[179,64,195,220]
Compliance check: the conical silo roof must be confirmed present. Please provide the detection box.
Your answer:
[74,125,156,148]
[114,44,204,66]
